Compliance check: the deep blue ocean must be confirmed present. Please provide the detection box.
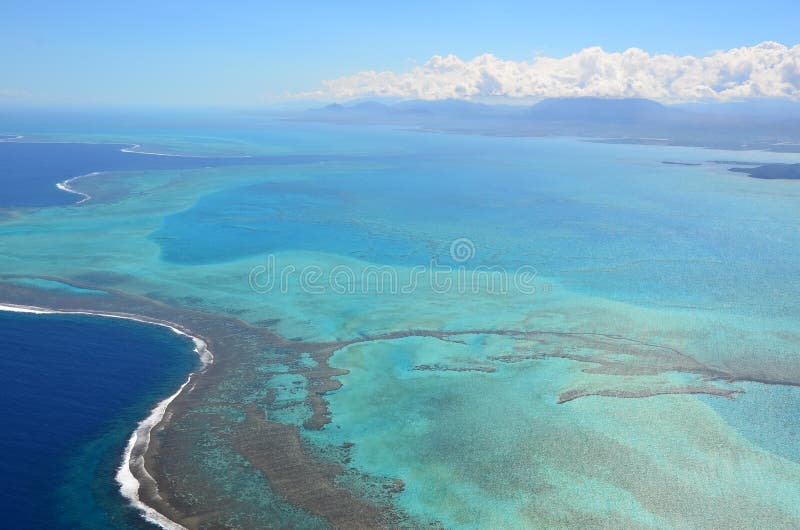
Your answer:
[0,139,338,209]
[0,141,219,208]
[0,136,203,529]
[0,311,198,530]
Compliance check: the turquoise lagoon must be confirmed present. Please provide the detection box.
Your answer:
[2,116,800,527]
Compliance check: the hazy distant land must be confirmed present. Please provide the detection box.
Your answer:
[295,97,800,153]
[729,163,800,179]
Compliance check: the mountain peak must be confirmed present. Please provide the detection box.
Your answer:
[529,97,678,122]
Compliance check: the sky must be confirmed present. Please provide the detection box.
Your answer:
[2,0,800,106]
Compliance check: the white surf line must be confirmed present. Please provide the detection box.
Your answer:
[0,302,213,530]
[0,136,249,159]
[120,143,253,159]
[53,142,248,205]
[0,134,24,141]
[55,172,100,205]
[121,143,202,158]
[52,143,249,205]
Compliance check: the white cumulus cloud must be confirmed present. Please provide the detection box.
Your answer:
[298,42,800,102]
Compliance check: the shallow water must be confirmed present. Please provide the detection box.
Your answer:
[1,116,800,527]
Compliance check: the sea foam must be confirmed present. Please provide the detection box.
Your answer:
[0,303,212,530]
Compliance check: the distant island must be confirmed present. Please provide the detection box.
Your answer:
[730,163,800,179]
[295,97,800,153]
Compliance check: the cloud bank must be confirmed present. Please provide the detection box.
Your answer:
[300,42,800,103]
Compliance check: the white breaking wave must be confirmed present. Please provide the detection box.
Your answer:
[2,137,236,159]
[0,302,213,530]
[120,143,228,158]
[298,41,800,103]
[56,172,99,205]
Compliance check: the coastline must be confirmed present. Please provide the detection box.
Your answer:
[0,302,212,530]
[1,136,258,207]
[56,172,100,205]
[0,135,250,159]
[0,280,406,528]
[120,143,251,159]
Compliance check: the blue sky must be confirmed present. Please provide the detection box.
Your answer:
[2,0,800,106]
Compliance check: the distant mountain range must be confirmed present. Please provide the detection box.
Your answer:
[304,98,513,124]
[295,97,800,152]
[527,97,688,123]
